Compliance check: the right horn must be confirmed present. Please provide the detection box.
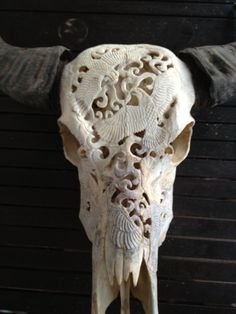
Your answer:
[0,37,73,110]
[178,42,236,107]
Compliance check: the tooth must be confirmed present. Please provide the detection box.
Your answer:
[132,249,143,287]
[106,257,115,286]
[123,258,130,282]
[115,253,123,286]
[105,238,115,285]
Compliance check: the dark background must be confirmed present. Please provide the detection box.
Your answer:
[0,0,235,313]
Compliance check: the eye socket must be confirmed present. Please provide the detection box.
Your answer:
[58,121,81,166]
[171,122,194,166]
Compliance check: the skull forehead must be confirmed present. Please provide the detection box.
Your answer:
[59,44,195,153]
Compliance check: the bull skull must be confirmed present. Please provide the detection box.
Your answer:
[58,44,195,314]
[1,36,234,314]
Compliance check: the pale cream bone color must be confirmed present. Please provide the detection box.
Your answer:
[58,44,195,314]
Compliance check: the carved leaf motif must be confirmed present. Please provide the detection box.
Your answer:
[95,104,148,143]
[111,209,143,250]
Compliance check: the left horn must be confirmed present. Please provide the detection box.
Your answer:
[0,37,72,110]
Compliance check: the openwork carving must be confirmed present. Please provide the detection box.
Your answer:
[59,44,195,314]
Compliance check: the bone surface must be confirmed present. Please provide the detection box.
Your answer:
[58,44,196,314]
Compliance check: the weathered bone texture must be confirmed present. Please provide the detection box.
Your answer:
[58,44,196,314]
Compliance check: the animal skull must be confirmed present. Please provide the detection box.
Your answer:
[58,44,195,314]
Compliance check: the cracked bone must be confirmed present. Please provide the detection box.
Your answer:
[58,44,195,314]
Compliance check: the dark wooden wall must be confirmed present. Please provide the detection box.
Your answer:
[0,1,235,313]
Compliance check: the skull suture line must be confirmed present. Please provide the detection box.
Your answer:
[58,44,195,314]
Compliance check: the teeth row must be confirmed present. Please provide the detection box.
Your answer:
[105,240,144,287]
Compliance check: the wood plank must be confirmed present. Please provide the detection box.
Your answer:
[0,131,62,151]
[0,167,79,190]
[115,0,235,2]
[0,97,56,115]
[1,103,236,139]
[0,12,235,52]
[0,142,235,173]
[193,106,236,124]
[0,113,58,132]
[0,310,27,314]
[0,268,235,306]
[0,133,235,167]
[170,217,236,239]
[0,185,235,213]
[0,186,80,208]
[174,196,236,219]
[161,237,236,260]
[0,98,235,124]
[0,290,91,314]
[0,268,92,295]
[0,153,234,179]
[0,246,92,273]
[162,178,236,199]
[1,289,235,314]
[0,176,234,201]
[0,246,235,282]
[1,111,235,142]
[158,279,236,306]
[0,225,90,251]
[0,96,235,129]
[178,159,236,179]
[159,256,236,282]
[190,140,236,160]
[0,195,235,232]
[0,1,234,17]
[159,303,236,314]
[0,149,73,170]
[0,130,235,159]
[175,177,236,199]
[114,0,234,2]
[1,225,236,259]
[1,204,235,240]
[0,165,235,191]
[0,205,80,228]
[193,123,236,141]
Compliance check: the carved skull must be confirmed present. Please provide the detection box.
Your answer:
[58,44,195,314]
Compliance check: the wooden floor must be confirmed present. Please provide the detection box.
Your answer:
[0,1,235,313]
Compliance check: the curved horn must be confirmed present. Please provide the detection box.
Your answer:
[179,42,236,107]
[0,37,73,110]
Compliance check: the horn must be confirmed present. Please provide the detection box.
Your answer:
[179,42,236,107]
[0,37,74,110]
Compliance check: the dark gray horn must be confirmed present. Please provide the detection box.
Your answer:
[0,37,73,110]
[179,42,236,107]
